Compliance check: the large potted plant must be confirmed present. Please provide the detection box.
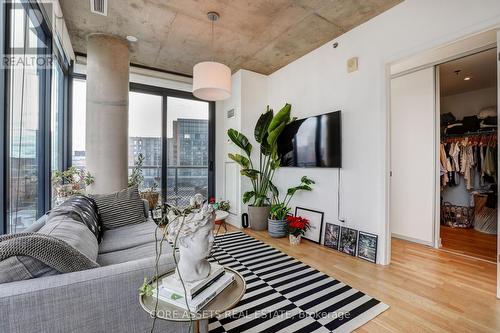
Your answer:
[268,176,315,237]
[227,103,293,231]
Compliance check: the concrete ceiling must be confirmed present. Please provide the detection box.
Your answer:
[60,0,402,76]
[439,48,497,97]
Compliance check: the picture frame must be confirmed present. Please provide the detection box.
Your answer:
[339,227,358,256]
[295,207,324,244]
[152,208,163,220]
[324,223,341,250]
[357,231,378,263]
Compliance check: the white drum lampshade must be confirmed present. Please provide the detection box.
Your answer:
[192,61,231,101]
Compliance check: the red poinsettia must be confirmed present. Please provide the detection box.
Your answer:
[287,216,310,237]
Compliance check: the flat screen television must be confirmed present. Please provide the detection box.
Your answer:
[277,111,341,168]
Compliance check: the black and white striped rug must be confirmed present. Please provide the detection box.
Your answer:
[208,232,388,333]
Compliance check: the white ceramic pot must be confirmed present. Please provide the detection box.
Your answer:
[289,234,301,245]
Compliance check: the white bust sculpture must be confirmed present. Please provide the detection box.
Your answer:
[166,195,215,283]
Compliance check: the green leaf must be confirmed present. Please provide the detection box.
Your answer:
[267,122,286,146]
[260,136,272,156]
[243,191,255,204]
[228,153,250,168]
[240,168,260,180]
[254,107,274,144]
[268,103,291,133]
[270,157,281,170]
[300,176,315,185]
[268,181,279,198]
[287,185,312,196]
[227,129,252,156]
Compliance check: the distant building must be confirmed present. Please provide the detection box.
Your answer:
[126,118,209,202]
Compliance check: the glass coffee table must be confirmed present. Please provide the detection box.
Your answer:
[140,267,245,333]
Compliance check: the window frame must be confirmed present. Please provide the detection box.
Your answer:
[0,1,6,235]
[0,0,70,234]
[68,78,216,202]
[129,82,216,203]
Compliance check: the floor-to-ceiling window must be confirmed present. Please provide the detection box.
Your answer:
[166,96,209,206]
[128,91,162,192]
[5,1,51,233]
[71,77,86,168]
[2,1,69,233]
[129,83,215,207]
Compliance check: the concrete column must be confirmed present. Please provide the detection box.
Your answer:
[86,34,130,194]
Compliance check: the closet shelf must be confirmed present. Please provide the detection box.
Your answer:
[442,130,497,138]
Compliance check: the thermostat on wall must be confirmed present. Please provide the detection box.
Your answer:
[227,109,235,118]
[347,57,358,73]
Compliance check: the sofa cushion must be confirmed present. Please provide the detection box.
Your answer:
[92,186,146,230]
[48,195,102,242]
[39,217,98,261]
[98,220,158,254]
[97,241,173,266]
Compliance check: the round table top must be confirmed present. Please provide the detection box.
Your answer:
[215,210,229,221]
[139,267,245,322]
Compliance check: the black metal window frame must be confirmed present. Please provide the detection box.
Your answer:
[0,1,6,235]
[1,0,70,234]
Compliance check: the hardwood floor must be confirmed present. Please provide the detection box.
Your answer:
[220,225,500,333]
[440,225,497,262]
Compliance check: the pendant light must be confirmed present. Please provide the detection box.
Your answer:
[192,12,231,101]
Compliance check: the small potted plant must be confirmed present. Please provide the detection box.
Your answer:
[268,176,314,238]
[210,198,230,212]
[52,167,94,206]
[287,216,310,245]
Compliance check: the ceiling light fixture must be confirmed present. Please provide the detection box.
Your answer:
[126,35,138,43]
[192,12,231,101]
[464,77,471,81]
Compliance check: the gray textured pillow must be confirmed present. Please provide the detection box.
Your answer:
[92,186,146,229]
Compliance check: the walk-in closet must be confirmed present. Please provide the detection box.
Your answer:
[439,49,498,262]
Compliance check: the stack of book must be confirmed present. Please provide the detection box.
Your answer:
[152,264,234,312]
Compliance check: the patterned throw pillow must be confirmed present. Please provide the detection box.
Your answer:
[92,186,146,230]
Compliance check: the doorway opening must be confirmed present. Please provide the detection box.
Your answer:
[438,49,498,262]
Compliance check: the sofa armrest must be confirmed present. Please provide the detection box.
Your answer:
[0,256,187,333]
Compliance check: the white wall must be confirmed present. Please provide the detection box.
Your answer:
[267,0,500,264]
[215,70,268,227]
[216,0,500,264]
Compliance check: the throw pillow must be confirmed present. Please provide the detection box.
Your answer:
[92,185,146,229]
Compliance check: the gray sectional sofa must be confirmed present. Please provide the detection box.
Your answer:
[0,199,187,333]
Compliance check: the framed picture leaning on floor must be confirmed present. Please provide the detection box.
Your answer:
[339,227,358,256]
[324,223,341,250]
[357,231,378,263]
[295,207,324,244]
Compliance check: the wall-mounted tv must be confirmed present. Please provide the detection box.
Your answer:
[277,111,341,168]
